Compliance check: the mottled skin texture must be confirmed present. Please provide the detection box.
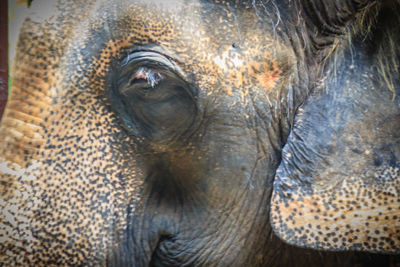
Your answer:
[0,0,399,266]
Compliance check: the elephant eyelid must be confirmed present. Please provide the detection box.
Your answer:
[120,50,188,81]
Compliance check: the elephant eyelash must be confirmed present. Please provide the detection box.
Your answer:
[130,67,164,88]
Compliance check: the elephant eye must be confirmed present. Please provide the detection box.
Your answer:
[111,51,198,142]
[128,67,163,87]
[119,66,173,101]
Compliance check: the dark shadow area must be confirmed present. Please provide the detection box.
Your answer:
[0,0,8,120]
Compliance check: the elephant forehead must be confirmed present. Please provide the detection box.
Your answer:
[66,0,292,97]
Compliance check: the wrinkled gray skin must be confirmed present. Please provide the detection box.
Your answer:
[0,0,399,266]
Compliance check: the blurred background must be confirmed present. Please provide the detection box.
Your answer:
[0,0,30,119]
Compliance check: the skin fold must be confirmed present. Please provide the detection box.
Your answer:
[0,0,399,266]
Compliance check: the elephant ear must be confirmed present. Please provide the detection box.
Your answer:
[270,43,400,253]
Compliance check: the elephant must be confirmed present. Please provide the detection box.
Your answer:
[0,0,399,266]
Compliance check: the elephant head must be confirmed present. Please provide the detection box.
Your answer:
[0,0,399,266]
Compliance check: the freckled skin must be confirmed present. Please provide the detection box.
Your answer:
[0,0,399,266]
